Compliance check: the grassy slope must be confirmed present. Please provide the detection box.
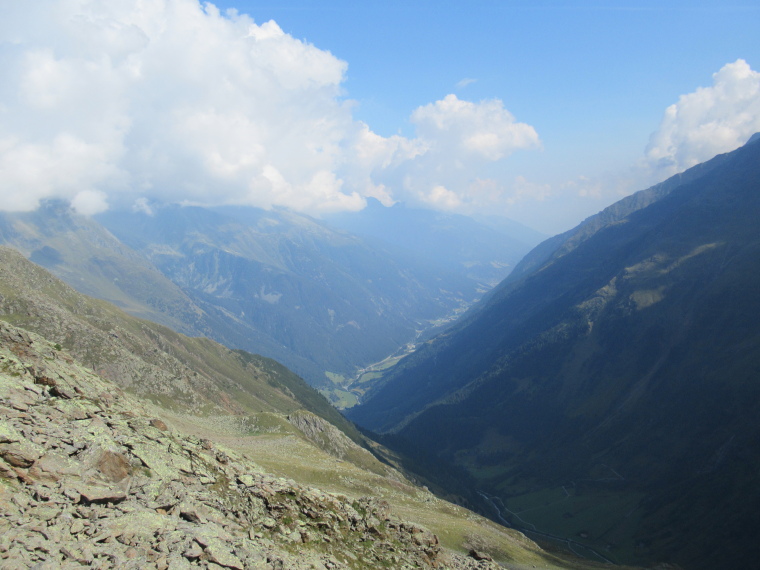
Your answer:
[0,204,209,336]
[159,406,635,570]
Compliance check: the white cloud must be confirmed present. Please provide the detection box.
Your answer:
[71,190,109,215]
[411,95,540,161]
[422,185,463,209]
[0,0,357,214]
[376,94,542,213]
[528,59,760,234]
[343,97,543,215]
[645,59,760,178]
[0,0,541,218]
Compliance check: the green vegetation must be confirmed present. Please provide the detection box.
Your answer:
[493,486,645,563]
[321,387,359,409]
[0,246,361,444]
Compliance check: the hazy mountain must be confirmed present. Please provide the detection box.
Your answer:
[0,245,354,436]
[324,198,544,287]
[93,204,483,393]
[349,135,760,568]
[0,201,211,337]
[0,247,610,569]
[0,200,497,397]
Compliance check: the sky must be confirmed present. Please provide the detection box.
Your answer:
[0,1,759,234]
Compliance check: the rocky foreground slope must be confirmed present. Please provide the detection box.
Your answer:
[0,319,503,569]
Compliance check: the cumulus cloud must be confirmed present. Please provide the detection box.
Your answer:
[535,59,760,233]
[381,94,542,213]
[0,0,541,217]
[0,0,356,214]
[411,95,540,161]
[645,59,760,178]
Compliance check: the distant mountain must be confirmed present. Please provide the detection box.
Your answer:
[349,135,760,568]
[0,201,210,337]
[0,201,495,397]
[0,245,354,436]
[324,199,544,287]
[94,204,483,393]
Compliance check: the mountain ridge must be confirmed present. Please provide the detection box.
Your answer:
[0,200,519,398]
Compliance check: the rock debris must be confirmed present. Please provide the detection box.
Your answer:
[0,320,500,569]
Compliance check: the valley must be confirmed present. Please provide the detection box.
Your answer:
[0,201,537,396]
[2,3,758,569]
[4,135,760,568]
[324,298,473,408]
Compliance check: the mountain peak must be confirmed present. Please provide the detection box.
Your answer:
[746,132,760,146]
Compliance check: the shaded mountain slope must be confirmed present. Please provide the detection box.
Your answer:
[349,137,760,568]
[504,143,741,284]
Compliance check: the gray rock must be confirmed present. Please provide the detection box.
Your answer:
[0,440,44,467]
[77,484,127,505]
[0,318,511,570]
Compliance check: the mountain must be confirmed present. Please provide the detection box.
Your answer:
[0,201,211,337]
[0,201,493,401]
[0,245,355,437]
[348,135,760,568]
[324,198,544,288]
[0,319,503,569]
[94,204,484,394]
[0,248,613,569]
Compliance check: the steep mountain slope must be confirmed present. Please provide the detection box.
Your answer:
[0,202,490,395]
[0,251,614,569]
[324,199,543,287]
[0,320,497,569]
[349,136,760,568]
[503,142,741,285]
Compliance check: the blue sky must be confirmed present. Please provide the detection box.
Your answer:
[1,0,759,233]
[212,1,756,137]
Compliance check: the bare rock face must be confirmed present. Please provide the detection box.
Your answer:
[0,320,500,569]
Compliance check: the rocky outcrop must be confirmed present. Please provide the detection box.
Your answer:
[0,320,501,569]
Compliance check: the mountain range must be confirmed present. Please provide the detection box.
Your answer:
[324,198,544,288]
[0,201,538,404]
[349,135,760,569]
[4,127,759,568]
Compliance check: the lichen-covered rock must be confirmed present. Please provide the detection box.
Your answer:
[0,320,501,569]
